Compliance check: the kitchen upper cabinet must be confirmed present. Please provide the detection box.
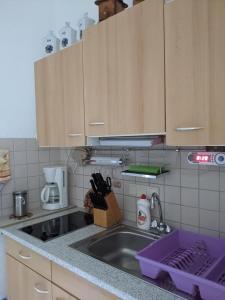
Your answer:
[7,255,52,300]
[35,42,85,147]
[83,19,109,137]
[83,0,165,136]
[165,0,225,146]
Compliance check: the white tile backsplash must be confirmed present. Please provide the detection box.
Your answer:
[165,203,181,223]
[165,169,180,186]
[1,138,225,238]
[0,139,64,216]
[220,172,225,191]
[181,188,199,207]
[199,171,220,191]
[165,186,180,205]
[220,192,225,212]
[27,151,39,164]
[124,196,136,213]
[62,146,225,238]
[181,206,199,227]
[181,169,199,188]
[199,190,219,211]
[200,209,219,231]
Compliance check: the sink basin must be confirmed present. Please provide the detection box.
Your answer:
[70,225,193,299]
[70,225,158,276]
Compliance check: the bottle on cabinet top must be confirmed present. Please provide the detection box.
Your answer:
[43,30,60,56]
[58,22,77,49]
[78,13,95,39]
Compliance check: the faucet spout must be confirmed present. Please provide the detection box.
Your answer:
[150,192,171,234]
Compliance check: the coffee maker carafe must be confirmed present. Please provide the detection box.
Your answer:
[41,166,68,210]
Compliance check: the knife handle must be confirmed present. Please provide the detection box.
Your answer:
[90,179,97,193]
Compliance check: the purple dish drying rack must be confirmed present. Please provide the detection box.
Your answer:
[136,230,225,300]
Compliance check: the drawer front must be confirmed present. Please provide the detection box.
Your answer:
[52,263,120,300]
[7,255,52,300]
[5,237,51,280]
[52,284,79,300]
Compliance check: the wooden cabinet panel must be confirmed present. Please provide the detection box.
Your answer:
[52,284,79,300]
[35,51,64,146]
[5,237,51,280]
[52,263,120,300]
[61,44,85,147]
[83,0,165,137]
[7,255,52,300]
[108,0,165,135]
[35,42,85,147]
[165,0,225,146]
[83,20,110,137]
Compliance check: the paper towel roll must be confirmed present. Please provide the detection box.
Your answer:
[89,156,123,166]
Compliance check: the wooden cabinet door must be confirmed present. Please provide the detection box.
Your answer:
[108,0,165,135]
[35,42,85,147]
[61,43,85,147]
[165,0,225,146]
[52,284,79,300]
[52,263,119,300]
[83,0,165,136]
[83,20,110,137]
[7,255,52,300]
[35,51,64,146]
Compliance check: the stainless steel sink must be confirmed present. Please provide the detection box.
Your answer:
[70,225,193,299]
[70,224,159,276]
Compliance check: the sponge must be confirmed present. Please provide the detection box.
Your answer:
[128,165,164,175]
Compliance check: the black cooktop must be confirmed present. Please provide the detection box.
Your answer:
[20,211,93,242]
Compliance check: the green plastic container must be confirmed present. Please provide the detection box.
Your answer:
[128,165,164,175]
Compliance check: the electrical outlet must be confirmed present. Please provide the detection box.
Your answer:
[147,187,159,198]
[113,180,121,189]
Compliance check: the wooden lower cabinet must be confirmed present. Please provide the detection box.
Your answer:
[7,255,52,300]
[6,237,119,300]
[52,263,119,300]
[5,237,51,280]
[52,285,78,300]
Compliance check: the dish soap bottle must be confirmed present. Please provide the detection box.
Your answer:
[137,194,151,230]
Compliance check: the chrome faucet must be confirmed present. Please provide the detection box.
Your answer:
[150,192,171,234]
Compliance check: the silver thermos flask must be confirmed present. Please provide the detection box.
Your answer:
[13,191,28,217]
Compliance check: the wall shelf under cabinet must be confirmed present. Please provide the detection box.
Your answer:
[121,170,169,179]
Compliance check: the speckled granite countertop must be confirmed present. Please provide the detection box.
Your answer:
[0,205,76,228]
[1,207,188,300]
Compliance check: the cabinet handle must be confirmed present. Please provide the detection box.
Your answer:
[175,127,204,132]
[34,283,49,294]
[18,251,32,260]
[67,133,82,137]
[88,122,105,126]
[164,0,175,4]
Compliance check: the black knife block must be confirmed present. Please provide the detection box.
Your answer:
[93,192,123,228]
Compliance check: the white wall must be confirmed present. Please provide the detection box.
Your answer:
[0,0,132,138]
[0,0,99,138]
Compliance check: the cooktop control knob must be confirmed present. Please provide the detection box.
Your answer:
[215,153,225,165]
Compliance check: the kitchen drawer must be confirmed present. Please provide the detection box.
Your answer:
[52,284,79,300]
[52,263,120,300]
[5,237,51,280]
[7,255,52,300]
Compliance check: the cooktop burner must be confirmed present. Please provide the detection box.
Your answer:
[20,211,93,242]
